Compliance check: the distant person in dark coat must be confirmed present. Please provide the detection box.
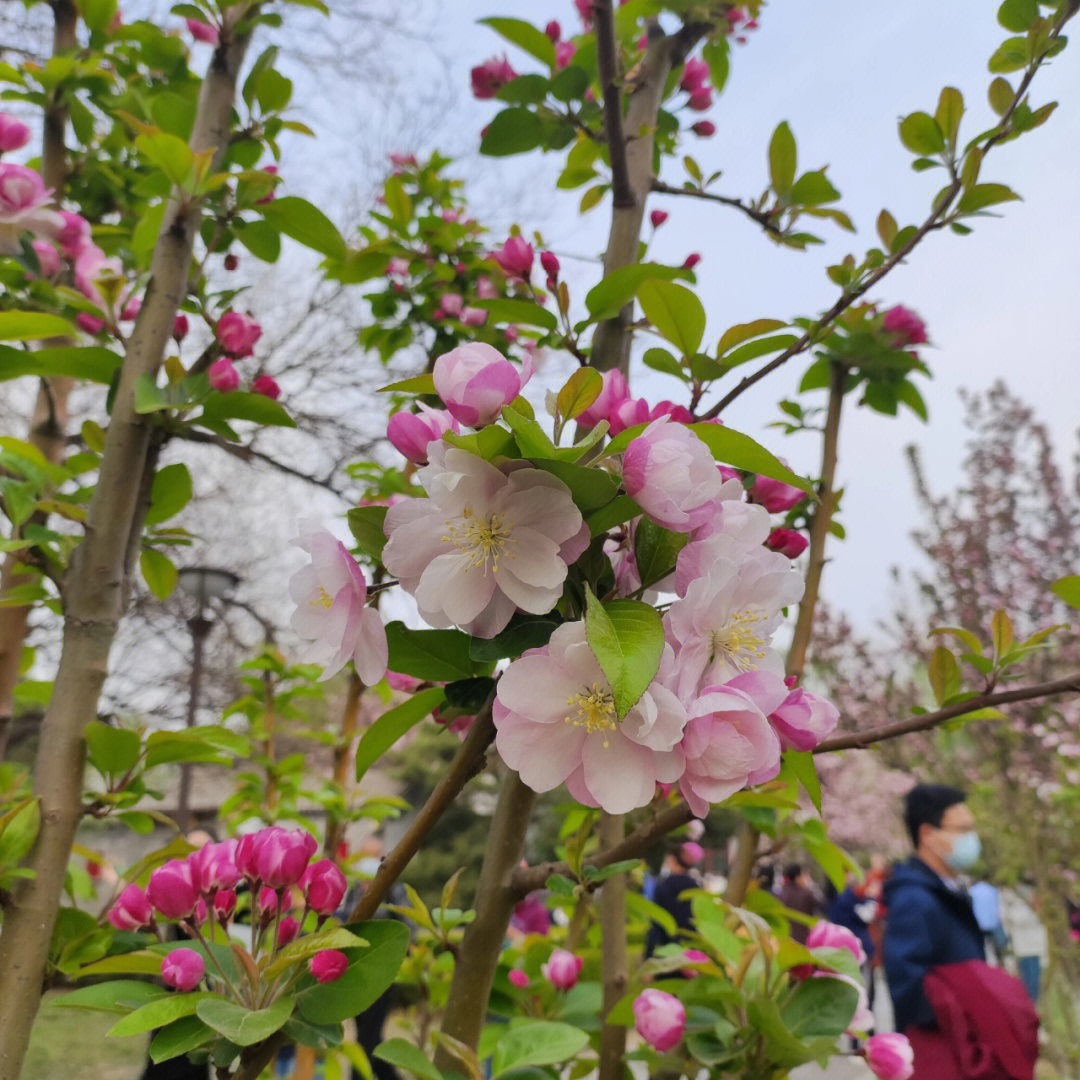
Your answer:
[776,864,820,944]
[644,841,704,958]
[883,784,986,1037]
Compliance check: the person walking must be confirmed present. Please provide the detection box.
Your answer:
[999,882,1048,1003]
[776,864,820,945]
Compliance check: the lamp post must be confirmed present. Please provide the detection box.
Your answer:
[175,566,239,831]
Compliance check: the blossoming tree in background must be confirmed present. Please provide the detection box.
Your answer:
[0,1,1078,1079]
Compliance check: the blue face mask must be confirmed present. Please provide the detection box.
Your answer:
[946,831,981,871]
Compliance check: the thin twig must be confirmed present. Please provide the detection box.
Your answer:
[651,179,783,238]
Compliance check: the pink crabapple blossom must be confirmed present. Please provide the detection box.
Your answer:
[162,948,205,992]
[288,525,387,684]
[185,18,219,44]
[555,41,577,68]
[680,57,709,93]
[492,235,534,279]
[432,342,532,428]
[300,859,347,915]
[310,950,349,983]
[471,56,517,99]
[805,920,867,965]
[173,314,189,340]
[577,368,630,429]
[544,19,561,40]
[765,528,809,558]
[146,860,199,920]
[208,358,240,392]
[494,622,687,814]
[768,685,840,752]
[56,210,90,255]
[387,403,459,464]
[0,163,63,254]
[108,884,154,930]
[882,304,928,346]
[633,988,686,1052]
[863,1033,915,1080]
[542,948,583,990]
[276,916,300,948]
[751,472,806,513]
[383,444,584,638]
[216,311,262,357]
[31,239,60,278]
[508,968,530,988]
[650,209,669,228]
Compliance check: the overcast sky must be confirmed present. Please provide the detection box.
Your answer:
[282,0,1079,635]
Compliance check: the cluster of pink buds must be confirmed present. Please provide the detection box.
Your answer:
[208,312,281,398]
[679,57,714,112]
[574,369,694,436]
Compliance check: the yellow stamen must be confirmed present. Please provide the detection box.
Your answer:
[442,509,515,572]
[313,586,335,609]
[708,609,767,672]
[564,682,618,747]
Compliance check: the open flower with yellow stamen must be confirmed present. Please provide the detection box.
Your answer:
[382,444,584,638]
[288,523,387,683]
[494,622,687,814]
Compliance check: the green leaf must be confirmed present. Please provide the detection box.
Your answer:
[935,87,964,142]
[261,196,347,259]
[584,262,683,321]
[255,67,292,113]
[109,992,217,1038]
[235,218,282,263]
[200,391,295,428]
[480,108,544,157]
[956,183,1020,213]
[346,505,388,561]
[379,373,436,394]
[492,1021,589,1078]
[586,494,640,536]
[0,312,78,341]
[991,608,1014,657]
[642,347,684,380]
[196,996,293,1047]
[443,426,518,460]
[928,645,962,706]
[1051,575,1080,610]
[717,318,787,354]
[384,622,479,682]
[768,121,797,195]
[480,17,557,66]
[781,975,860,1039]
[140,548,178,600]
[789,170,839,206]
[784,751,822,814]
[719,333,799,372]
[265,927,367,979]
[77,0,119,31]
[145,463,193,527]
[637,279,705,356]
[384,175,413,227]
[584,591,665,719]
[549,65,588,103]
[72,950,166,977]
[532,459,619,513]
[898,112,945,155]
[135,131,194,187]
[148,1016,216,1063]
[56,980,168,1013]
[468,615,560,661]
[688,423,812,494]
[556,368,602,423]
[998,0,1037,32]
[355,687,447,782]
[988,76,1014,116]
[375,1040,445,1080]
[497,74,551,104]
[85,720,141,776]
[501,407,557,458]
[0,798,39,866]
[0,345,122,384]
[633,519,689,589]
[471,298,557,331]
[282,1016,343,1051]
[988,37,1027,73]
[298,920,410,1025]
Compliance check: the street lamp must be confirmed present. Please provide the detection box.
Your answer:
[175,566,240,830]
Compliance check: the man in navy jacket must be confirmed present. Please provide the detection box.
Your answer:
[883,784,986,1033]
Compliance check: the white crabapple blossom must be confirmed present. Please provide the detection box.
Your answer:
[494,622,687,814]
[288,524,387,684]
[382,444,586,638]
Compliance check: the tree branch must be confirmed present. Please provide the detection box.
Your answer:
[815,672,1080,753]
[597,812,628,1080]
[594,0,632,209]
[650,179,783,238]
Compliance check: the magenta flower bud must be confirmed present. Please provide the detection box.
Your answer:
[76,312,105,335]
[470,55,517,100]
[387,403,458,464]
[623,419,725,533]
[650,209,668,228]
[574,0,594,27]
[440,292,464,316]
[147,860,199,920]
[172,313,189,341]
[881,304,927,346]
[634,989,686,1052]
[680,57,709,94]
[191,897,207,927]
[0,113,31,153]
[682,253,702,269]
[208,358,240,392]
[460,306,487,326]
[806,920,867,965]
[386,670,422,693]
[108,883,153,931]
[256,885,279,922]
[539,250,560,279]
[649,400,694,424]
[213,888,237,922]
[688,87,713,111]
[680,841,705,866]
[751,472,805,513]
[256,164,279,205]
[608,395,651,436]
[682,948,709,978]
[863,1033,915,1080]
[545,19,561,40]
[300,858,347,915]
[276,915,300,948]
[541,948,583,991]
[56,210,90,256]
[162,948,204,992]
[492,235,534,279]
[691,120,716,137]
[252,374,281,400]
[215,311,262,357]
[577,369,629,430]
[309,949,349,983]
[189,840,241,894]
[768,686,840,752]
[31,239,60,278]
[253,827,319,888]
[765,528,809,559]
[224,253,239,271]
[120,296,141,321]
[186,18,219,44]
[508,968,530,988]
[432,342,532,427]
[555,41,577,69]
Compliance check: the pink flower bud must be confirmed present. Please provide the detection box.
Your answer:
[309,949,349,983]
[542,949,584,990]
[476,275,499,299]
[765,528,808,559]
[460,306,488,326]
[300,858,347,915]
[680,57,710,94]
[224,253,239,271]
[682,253,702,269]
[508,968,530,988]
[470,55,517,100]
[688,86,713,111]
[768,686,839,752]
[623,418,725,533]
[191,897,207,927]
[544,20,561,41]
[492,235,534,279]
[806,920,867,965]
[751,472,805,513]
[0,113,31,153]
[208,357,240,392]
[276,915,300,948]
[649,400,694,424]
[574,0,594,27]
[691,120,716,137]
[682,948,709,978]
[147,860,199,920]
[863,1034,914,1080]
[432,342,532,427]
[633,989,686,1052]
[386,670,422,692]
[76,312,105,335]
[386,256,409,277]
[256,164,279,205]
[215,311,262,357]
[186,18,218,44]
[247,827,319,888]
[680,841,705,865]
[608,395,652,436]
[162,948,205,991]
[172,313,189,340]
[387,403,458,464]
[881,304,927,346]
[650,209,668,228]
[31,239,60,278]
[213,888,237,922]
[108,883,153,931]
[540,251,560,279]
[555,41,577,69]
[252,374,281,400]
[189,840,241,893]
[120,295,141,321]
[256,886,279,921]
[440,292,464,316]
[577,368,630,430]
[56,210,90,256]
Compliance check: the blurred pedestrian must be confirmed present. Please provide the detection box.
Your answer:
[999,881,1048,1003]
[776,863,820,944]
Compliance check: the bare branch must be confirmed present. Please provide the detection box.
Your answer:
[651,179,783,238]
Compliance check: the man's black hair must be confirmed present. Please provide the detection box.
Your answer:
[904,783,966,848]
[782,863,802,881]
